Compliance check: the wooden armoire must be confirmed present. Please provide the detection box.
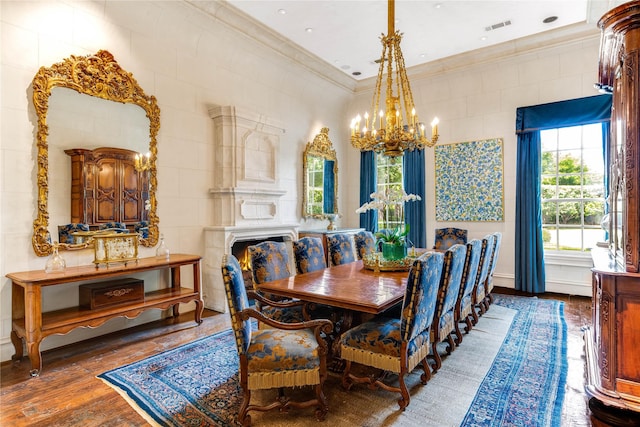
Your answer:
[65,147,149,229]
[585,1,640,422]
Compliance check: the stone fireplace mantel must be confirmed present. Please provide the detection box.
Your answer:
[203,105,298,312]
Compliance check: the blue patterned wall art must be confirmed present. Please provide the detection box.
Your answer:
[435,138,504,222]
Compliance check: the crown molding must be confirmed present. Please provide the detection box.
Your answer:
[184,0,357,93]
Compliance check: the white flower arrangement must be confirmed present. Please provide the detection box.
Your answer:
[356,188,421,245]
[356,189,421,214]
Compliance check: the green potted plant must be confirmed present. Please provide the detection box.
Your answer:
[375,224,409,260]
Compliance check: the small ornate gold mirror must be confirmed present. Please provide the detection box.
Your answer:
[31,50,160,256]
[302,128,338,219]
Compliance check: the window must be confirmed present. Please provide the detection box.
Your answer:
[376,155,404,230]
[540,123,605,252]
[306,155,324,215]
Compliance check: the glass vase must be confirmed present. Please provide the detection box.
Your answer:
[156,234,170,260]
[381,242,407,261]
[45,243,66,273]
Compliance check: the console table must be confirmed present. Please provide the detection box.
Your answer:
[7,253,203,377]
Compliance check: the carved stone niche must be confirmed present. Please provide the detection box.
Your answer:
[208,106,286,227]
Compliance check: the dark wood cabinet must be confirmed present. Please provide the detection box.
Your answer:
[65,147,148,228]
[585,2,640,417]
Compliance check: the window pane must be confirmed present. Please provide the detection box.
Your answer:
[540,123,605,253]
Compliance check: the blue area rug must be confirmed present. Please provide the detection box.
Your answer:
[461,295,567,426]
[98,295,567,426]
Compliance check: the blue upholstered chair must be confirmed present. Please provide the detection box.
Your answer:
[248,241,305,323]
[483,232,502,306]
[98,222,129,233]
[326,233,357,266]
[454,239,483,341]
[134,221,149,239]
[470,234,496,325]
[429,244,467,372]
[57,223,90,244]
[221,254,333,426]
[433,227,468,251]
[340,251,444,409]
[353,230,376,259]
[293,237,327,274]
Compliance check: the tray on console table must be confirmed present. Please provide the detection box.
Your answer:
[7,254,204,377]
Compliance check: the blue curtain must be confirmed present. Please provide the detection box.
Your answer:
[403,149,426,248]
[515,94,611,293]
[323,160,335,214]
[359,151,377,231]
[515,131,546,293]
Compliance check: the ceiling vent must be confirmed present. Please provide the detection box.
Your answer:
[485,20,512,32]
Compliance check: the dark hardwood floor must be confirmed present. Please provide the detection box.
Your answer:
[0,288,629,426]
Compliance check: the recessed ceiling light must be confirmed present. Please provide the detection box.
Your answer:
[352,71,361,76]
[305,27,313,33]
[277,9,286,15]
[434,3,443,9]
[543,16,558,24]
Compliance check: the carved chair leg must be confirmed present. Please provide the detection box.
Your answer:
[238,388,252,427]
[464,315,474,333]
[471,307,479,325]
[454,321,464,346]
[341,360,353,390]
[397,373,410,410]
[445,334,456,354]
[314,383,329,421]
[419,358,432,384]
[429,341,442,372]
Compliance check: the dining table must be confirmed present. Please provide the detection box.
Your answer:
[256,260,410,315]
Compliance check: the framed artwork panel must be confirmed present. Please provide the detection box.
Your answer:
[435,138,504,222]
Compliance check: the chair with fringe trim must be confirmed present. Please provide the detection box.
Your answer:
[470,234,495,325]
[339,251,444,410]
[353,230,376,260]
[98,221,129,233]
[293,237,327,274]
[326,233,357,266]
[221,254,333,427]
[248,241,305,323]
[433,227,468,250]
[57,223,90,244]
[483,232,502,307]
[428,244,467,372]
[454,239,483,342]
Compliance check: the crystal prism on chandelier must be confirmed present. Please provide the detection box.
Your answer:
[350,0,439,157]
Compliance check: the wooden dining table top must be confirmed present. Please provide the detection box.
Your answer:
[256,260,410,315]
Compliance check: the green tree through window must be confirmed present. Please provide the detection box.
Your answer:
[376,155,404,230]
[541,124,605,252]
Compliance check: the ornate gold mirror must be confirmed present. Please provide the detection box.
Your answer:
[31,50,160,256]
[302,127,338,219]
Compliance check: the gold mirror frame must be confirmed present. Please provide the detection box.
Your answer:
[302,127,338,219]
[31,50,160,256]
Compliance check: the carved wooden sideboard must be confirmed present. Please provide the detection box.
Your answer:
[7,254,203,377]
[65,147,149,228]
[585,2,640,420]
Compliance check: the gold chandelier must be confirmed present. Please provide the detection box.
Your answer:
[350,0,439,157]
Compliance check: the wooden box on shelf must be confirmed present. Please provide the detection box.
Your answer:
[79,278,144,310]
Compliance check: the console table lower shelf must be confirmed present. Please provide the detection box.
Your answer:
[7,253,204,377]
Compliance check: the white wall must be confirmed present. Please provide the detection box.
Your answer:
[0,0,352,362]
[343,23,602,297]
